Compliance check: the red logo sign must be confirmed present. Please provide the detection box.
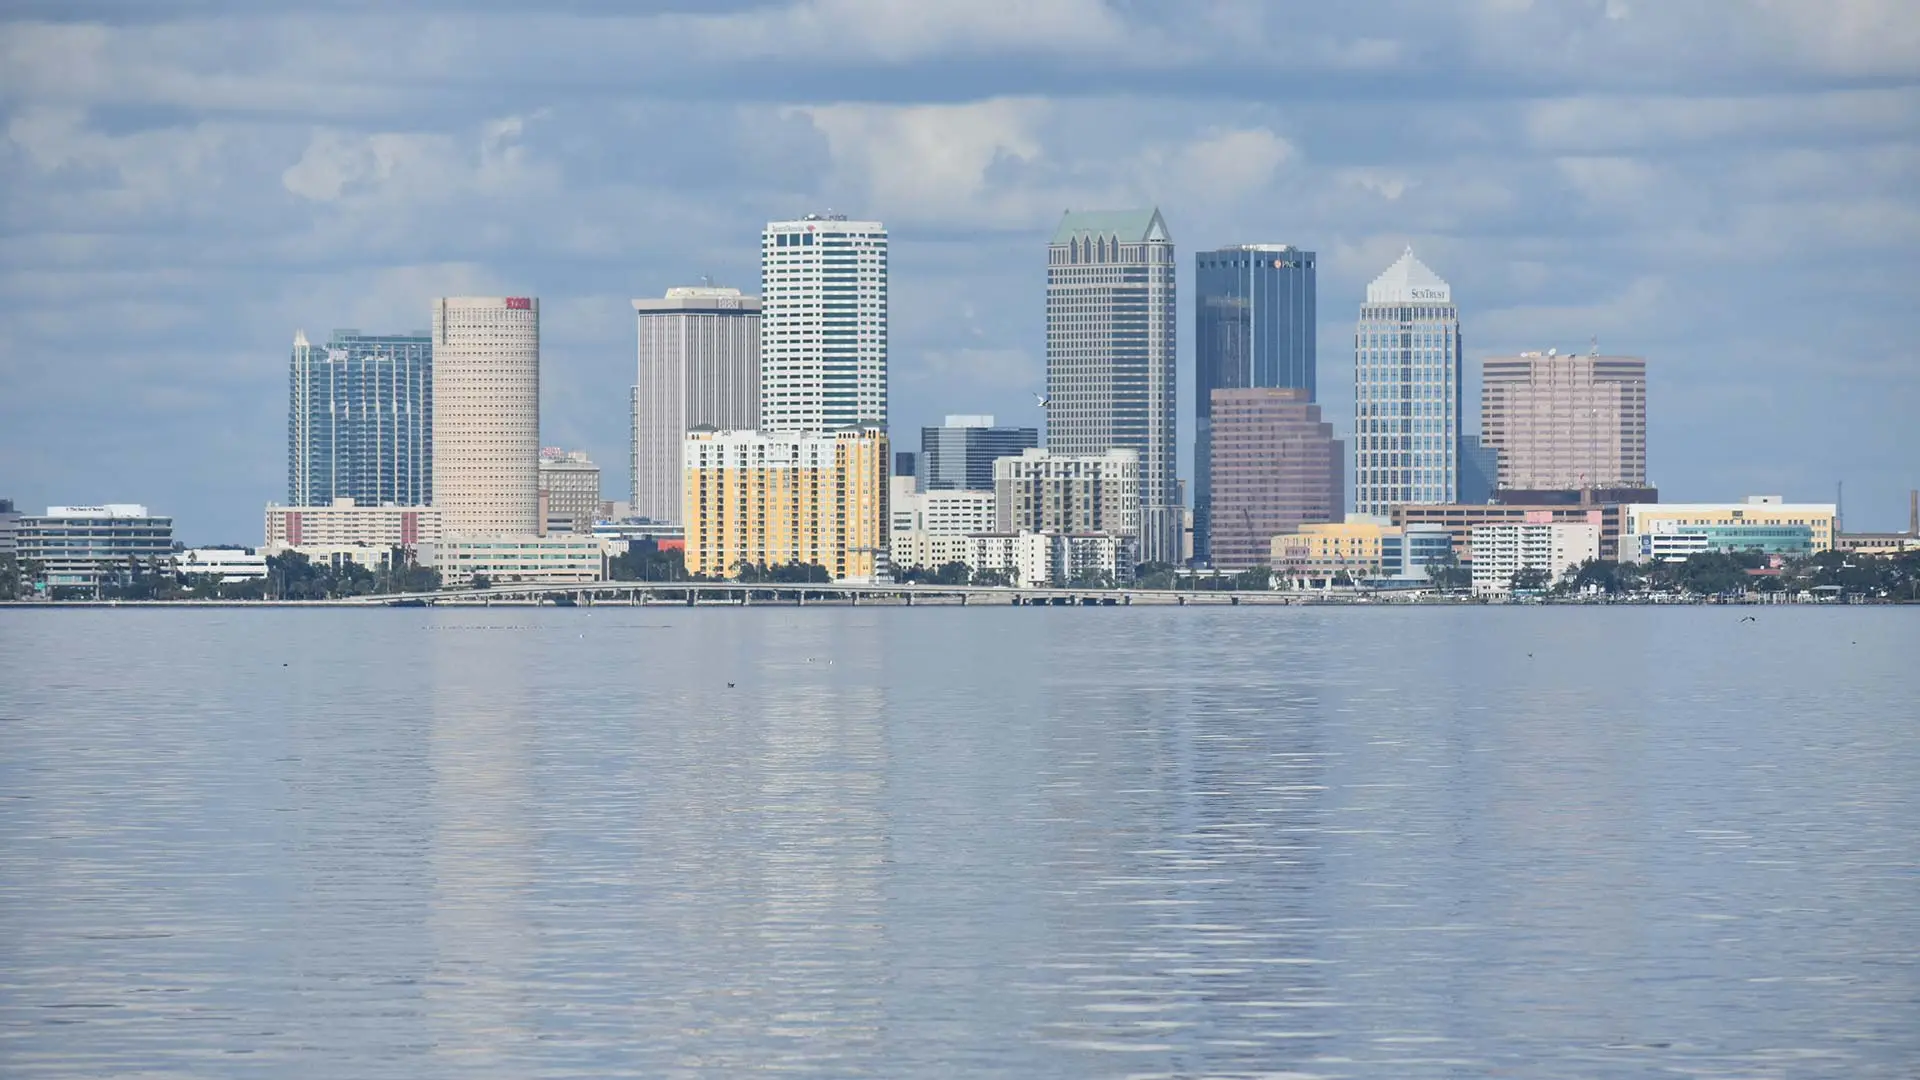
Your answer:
[505,297,532,310]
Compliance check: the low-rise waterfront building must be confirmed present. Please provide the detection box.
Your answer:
[1271,516,1396,582]
[178,548,269,582]
[964,531,1137,589]
[683,427,889,582]
[1620,496,1835,563]
[1269,516,1450,587]
[1624,523,1817,563]
[1471,517,1603,595]
[264,499,440,549]
[590,518,685,555]
[890,484,996,537]
[1393,500,1630,562]
[15,505,175,592]
[265,543,412,573]
[417,535,608,587]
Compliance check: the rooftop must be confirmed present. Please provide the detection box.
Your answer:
[1366,247,1451,304]
[1051,208,1170,245]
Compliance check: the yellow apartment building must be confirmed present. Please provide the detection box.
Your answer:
[1271,515,1397,578]
[683,427,889,582]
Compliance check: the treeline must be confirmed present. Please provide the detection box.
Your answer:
[1551,549,1920,600]
[1,550,438,601]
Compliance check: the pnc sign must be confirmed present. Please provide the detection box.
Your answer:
[505,297,532,310]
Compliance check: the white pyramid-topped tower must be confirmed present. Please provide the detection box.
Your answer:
[1367,247,1451,304]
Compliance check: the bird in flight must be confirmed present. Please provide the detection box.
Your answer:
[1034,392,1052,408]
[1740,616,1756,623]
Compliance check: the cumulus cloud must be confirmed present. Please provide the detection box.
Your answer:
[794,99,1049,224]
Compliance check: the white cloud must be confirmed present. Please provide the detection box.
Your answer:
[281,113,554,205]
[1175,128,1296,202]
[795,98,1048,223]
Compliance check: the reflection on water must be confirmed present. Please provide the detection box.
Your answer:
[1,607,1917,1078]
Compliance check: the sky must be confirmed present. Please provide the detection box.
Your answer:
[1,0,1917,543]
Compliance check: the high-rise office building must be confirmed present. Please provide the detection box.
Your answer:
[1353,249,1462,516]
[1194,245,1316,562]
[759,214,888,432]
[432,296,540,536]
[631,287,761,523]
[1206,388,1342,571]
[287,328,432,508]
[1458,436,1500,505]
[920,415,1039,491]
[538,449,602,534]
[1046,209,1178,564]
[1481,349,1648,491]
[682,427,889,582]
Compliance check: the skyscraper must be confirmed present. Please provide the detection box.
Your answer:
[1046,209,1178,564]
[631,287,761,523]
[760,214,888,433]
[1353,249,1462,516]
[1481,349,1648,491]
[1193,244,1316,562]
[432,296,540,536]
[1206,388,1342,571]
[287,328,432,508]
[920,415,1039,491]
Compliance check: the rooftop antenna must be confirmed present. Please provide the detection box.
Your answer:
[1590,335,1599,357]
[701,274,714,288]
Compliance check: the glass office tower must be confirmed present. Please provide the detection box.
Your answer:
[920,415,1039,491]
[288,328,433,507]
[1194,245,1316,563]
[1353,248,1462,516]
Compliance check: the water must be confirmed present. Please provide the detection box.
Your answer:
[1,606,1915,1078]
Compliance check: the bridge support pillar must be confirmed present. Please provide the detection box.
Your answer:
[906,592,914,606]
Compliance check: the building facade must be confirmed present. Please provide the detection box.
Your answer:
[538,449,602,534]
[683,427,889,582]
[1354,249,1462,516]
[178,549,269,582]
[419,535,608,588]
[993,448,1140,540]
[287,328,433,509]
[1206,387,1342,570]
[1624,523,1816,563]
[631,287,761,523]
[1482,350,1648,490]
[1470,518,1603,595]
[432,296,540,536]
[0,498,17,554]
[759,215,888,433]
[1392,501,1628,562]
[920,415,1038,492]
[265,499,440,549]
[1194,244,1316,561]
[1271,516,1398,582]
[890,485,997,537]
[15,505,174,591]
[1046,209,1179,564]
[1621,497,1836,562]
[1458,437,1500,505]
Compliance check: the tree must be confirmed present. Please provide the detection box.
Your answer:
[0,553,16,601]
[1509,566,1551,593]
[1134,561,1177,590]
[1069,567,1114,589]
[1425,551,1473,593]
[930,560,971,586]
[971,567,1012,587]
[1565,558,1623,596]
[610,539,688,582]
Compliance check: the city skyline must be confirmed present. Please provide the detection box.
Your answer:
[2,4,1915,541]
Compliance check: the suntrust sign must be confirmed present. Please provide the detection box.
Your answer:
[505,297,532,310]
[1409,287,1448,301]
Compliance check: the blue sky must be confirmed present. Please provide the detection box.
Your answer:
[2,0,1916,542]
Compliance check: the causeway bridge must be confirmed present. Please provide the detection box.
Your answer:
[339,580,1320,607]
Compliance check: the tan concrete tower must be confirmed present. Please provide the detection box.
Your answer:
[432,296,540,536]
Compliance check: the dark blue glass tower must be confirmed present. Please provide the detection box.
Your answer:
[1194,246,1316,563]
